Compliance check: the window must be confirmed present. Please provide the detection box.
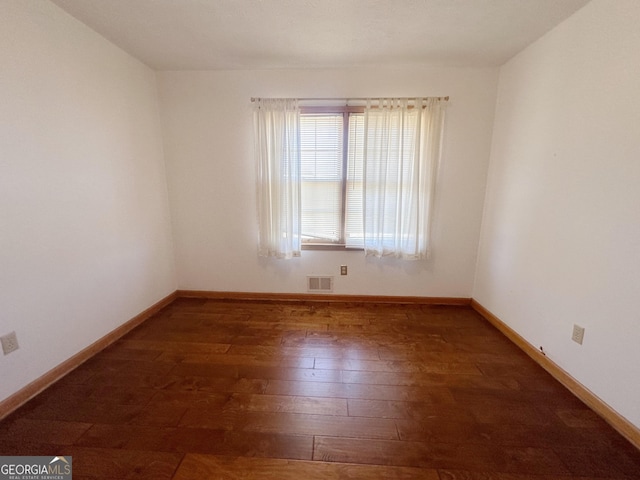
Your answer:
[254,97,447,260]
[300,107,364,248]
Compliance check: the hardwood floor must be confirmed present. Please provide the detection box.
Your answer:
[1,298,639,479]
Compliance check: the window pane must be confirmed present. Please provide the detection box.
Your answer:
[300,114,343,243]
[345,113,364,248]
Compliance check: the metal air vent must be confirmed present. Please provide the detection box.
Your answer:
[307,276,333,293]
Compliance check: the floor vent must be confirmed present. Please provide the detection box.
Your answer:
[307,276,333,293]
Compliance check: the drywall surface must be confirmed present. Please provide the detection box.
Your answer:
[0,0,176,403]
[474,0,640,427]
[158,66,498,297]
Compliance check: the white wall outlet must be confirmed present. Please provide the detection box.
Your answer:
[340,265,348,275]
[571,324,585,345]
[1,331,19,355]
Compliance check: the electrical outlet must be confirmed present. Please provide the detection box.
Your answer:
[1,331,19,355]
[571,324,585,345]
[340,265,348,275]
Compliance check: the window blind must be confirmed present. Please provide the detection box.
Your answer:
[345,113,365,248]
[300,114,344,243]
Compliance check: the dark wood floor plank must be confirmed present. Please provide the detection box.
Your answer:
[24,399,144,424]
[229,344,381,360]
[266,379,457,403]
[172,454,440,479]
[313,436,571,475]
[437,471,609,480]
[65,446,183,480]
[116,338,231,354]
[0,418,91,446]
[449,385,586,409]
[226,393,349,416]
[155,351,281,366]
[76,424,313,460]
[348,399,472,421]
[314,357,481,375]
[341,370,519,390]
[180,409,399,440]
[236,365,343,383]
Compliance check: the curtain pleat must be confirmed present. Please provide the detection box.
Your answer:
[254,99,301,258]
[363,98,446,259]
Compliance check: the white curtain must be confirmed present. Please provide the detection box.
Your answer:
[254,99,301,258]
[363,98,446,259]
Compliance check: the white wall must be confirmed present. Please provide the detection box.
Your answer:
[0,0,176,403]
[158,66,498,297]
[474,0,640,428]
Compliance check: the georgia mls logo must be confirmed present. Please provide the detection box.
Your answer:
[0,456,72,479]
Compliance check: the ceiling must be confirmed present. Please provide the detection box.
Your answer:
[50,0,590,70]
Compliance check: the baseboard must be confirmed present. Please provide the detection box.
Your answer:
[177,289,471,306]
[0,291,178,421]
[470,299,640,450]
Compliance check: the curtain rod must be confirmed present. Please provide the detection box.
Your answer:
[250,96,449,102]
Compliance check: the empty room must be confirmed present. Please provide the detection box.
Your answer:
[1,0,639,478]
